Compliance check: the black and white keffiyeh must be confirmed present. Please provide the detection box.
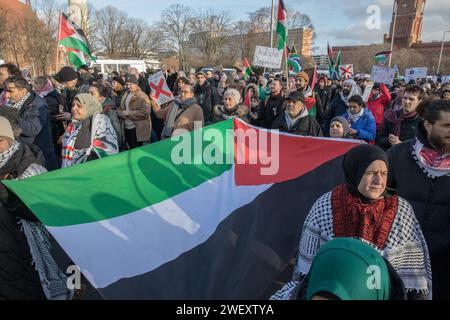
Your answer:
[271,191,432,300]
[10,92,31,110]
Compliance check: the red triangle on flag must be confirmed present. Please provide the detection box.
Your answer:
[58,13,76,43]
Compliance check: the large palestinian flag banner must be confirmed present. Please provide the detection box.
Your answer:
[4,119,359,299]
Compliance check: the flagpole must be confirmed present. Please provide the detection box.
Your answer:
[270,0,275,48]
[56,11,62,72]
[388,0,398,67]
[285,16,289,97]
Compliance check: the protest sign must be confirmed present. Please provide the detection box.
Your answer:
[253,46,283,69]
[405,67,427,83]
[149,71,174,105]
[370,66,395,86]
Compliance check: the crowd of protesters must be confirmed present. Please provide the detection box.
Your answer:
[0,60,449,300]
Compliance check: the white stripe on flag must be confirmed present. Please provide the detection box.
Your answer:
[47,167,272,288]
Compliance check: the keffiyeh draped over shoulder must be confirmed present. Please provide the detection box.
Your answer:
[62,113,118,168]
[271,191,432,300]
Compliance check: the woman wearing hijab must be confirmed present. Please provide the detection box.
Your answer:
[305,238,403,300]
[0,116,72,300]
[62,93,118,168]
[271,144,432,300]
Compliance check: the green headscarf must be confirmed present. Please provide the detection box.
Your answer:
[74,93,103,120]
[306,238,391,300]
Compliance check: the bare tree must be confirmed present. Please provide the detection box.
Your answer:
[93,6,128,58]
[189,9,233,66]
[157,4,194,71]
[124,18,163,60]
[0,7,11,58]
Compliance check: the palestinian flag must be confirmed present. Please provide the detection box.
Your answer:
[243,58,252,81]
[334,50,342,78]
[276,0,287,52]
[58,12,95,61]
[67,48,87,69]
[374,50,392,66]
[4,119,359,299]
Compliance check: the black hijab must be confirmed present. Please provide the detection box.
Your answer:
[343,144,388,201]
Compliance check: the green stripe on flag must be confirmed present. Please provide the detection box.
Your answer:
[4,120,234,227]
[60,37,94,59]
[276,22,286,50]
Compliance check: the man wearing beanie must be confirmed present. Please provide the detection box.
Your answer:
[54,66,80,122]
[213,88,249,123]
[271,91,322,137]
[117,74,152,149]
[295,71,324,126]
[111,76,126,109]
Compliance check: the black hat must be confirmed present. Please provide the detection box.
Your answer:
[54,66,77,83]
[372,82,381,90]
[112,76,126,87]
[79,64,89,72]
[286,91,305,103]
[125,74,139,86]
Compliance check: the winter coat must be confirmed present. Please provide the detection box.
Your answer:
[377,113,422,151]
[118,90,151,142]
[387,123,450,300]
[43,90,65,157]
[343,108,377,143]
[101,97,123,147]
[367,83,392,129]
[0,143,47,299]
[194,83,220,123]
[270,111,323,137]
[324,95,348,135]
[255,93,285,128]
[153,99,204,137]
[213,104,249,124]
[18,92,58,170]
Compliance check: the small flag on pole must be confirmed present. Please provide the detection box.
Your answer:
[374,51,392,66]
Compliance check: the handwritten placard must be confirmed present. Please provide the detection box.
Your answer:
[253,46,283,69]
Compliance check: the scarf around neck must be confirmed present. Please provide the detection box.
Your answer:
[385,109,417,136]
[413,138,450,178]
[11,92,31,110]
[284,106,309,130]
[347,107,365,124]
[0,140,21,171]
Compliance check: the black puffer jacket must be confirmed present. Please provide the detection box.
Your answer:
[0,144,46,300]
[255,94,285,128]
[387,123,450,300]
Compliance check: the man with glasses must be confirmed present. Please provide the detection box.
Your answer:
[152,85,204,139]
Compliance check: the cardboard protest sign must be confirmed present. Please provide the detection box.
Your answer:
[149,71,174,105]
[370,66,395,86]
[253,46,283,69]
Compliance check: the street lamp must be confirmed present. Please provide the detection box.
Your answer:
[437,30,450,75]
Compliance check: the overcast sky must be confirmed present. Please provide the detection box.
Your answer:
[65,0,450,54]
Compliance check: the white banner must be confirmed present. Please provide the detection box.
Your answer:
[253,46,283,69]
[405,67,428,83]
[148,71,174,105]
[370,66,396,86]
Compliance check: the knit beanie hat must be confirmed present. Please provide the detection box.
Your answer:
[125,74,139,86]
[296,71,309,83]
[0,116,14,141]
[330,116,351,137]
[223,88,241,105]
[112,76,125,87]
[55,66,78,83]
